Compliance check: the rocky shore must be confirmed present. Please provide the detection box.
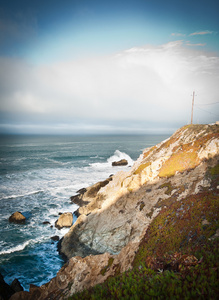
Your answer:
[3,123,218,300]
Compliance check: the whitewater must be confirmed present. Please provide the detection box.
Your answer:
[0,134,169,290]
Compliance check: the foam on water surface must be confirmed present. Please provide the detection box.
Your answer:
[0,134,169,290]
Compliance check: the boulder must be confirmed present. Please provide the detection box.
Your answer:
[9,212,26,224]
[55,212,73,230]
[112,159,128,166]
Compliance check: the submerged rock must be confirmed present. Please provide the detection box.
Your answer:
[9,212,26,224]
[55,212,73,230]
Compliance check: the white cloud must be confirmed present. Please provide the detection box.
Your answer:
[171,33,186,37]
[186,42,206,47]
[0,41,219,133]
[189,30,214,36]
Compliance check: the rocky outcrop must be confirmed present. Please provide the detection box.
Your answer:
[9,212,26,224]
[112,159,128,166]
[60,124,219,260]
[9,240,139,300]
[70,177,113,217]
[55,213,73,230]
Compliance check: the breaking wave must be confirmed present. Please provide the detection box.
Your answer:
[89,150,133,171]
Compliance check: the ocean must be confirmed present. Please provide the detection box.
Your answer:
[0,134,169,290]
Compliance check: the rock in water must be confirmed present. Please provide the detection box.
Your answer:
[51,235,60,241]
[112,159,128,166]
[55,212,73,230]
[9,212,26,224]
[10,278,24,293]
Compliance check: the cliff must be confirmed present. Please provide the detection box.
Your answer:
[10,124,219,300]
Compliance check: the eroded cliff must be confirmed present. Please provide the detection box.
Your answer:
[10,124,219,300]
[60,124,218,259]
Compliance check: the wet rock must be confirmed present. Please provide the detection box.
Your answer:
[55,212,73,230]
[112,159,128,166]
[10,279,23,293]
[76,188,87,194]
[42,221,50,225]
[51,235,60,241]
[9,212,26,224]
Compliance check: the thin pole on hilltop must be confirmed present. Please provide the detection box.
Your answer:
[191,91,196,124]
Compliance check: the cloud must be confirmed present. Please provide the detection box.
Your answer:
[189,30,214,36]
[186,42,206,47]
[0,41,219,134]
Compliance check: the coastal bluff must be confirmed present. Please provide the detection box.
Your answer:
[9,124,219,299]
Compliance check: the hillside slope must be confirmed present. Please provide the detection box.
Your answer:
[10,124,219,300]
[60,124,218,259]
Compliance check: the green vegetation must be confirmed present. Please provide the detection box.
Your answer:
[134,191,218,263]
[100,258,114,276]
[159,181,175,195]
[69,190,219,299]
[209,163,219,176]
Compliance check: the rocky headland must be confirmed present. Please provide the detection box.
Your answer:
[8,124,219,299]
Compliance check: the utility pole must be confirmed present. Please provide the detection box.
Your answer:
[191,91,195,124]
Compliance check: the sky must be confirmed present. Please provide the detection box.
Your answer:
[0,0,219,135]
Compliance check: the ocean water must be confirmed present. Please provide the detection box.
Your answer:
[0,134,169,290]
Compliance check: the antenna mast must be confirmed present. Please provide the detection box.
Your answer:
[191,91,195,124]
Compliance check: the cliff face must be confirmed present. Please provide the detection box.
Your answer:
[60,124,219,259]
[10,124,219,300]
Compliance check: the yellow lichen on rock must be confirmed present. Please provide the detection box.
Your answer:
[159,150,199,178]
